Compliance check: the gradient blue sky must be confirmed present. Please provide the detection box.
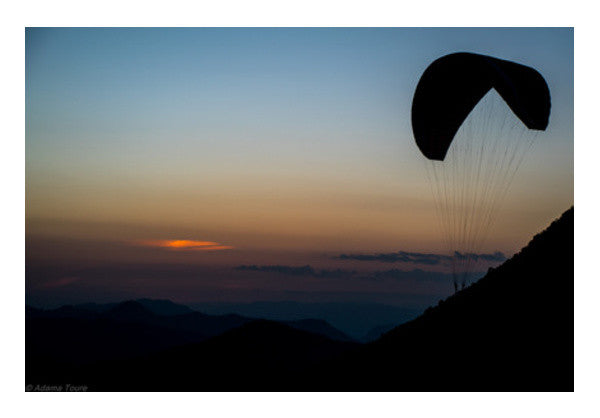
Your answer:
[25,28,573,307]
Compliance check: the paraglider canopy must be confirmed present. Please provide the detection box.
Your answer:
[411,52,551,161]
[411,52,551,292]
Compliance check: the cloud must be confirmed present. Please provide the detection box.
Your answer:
[337,250,506,265]
[452,251,506,262]
[234,265,356,279]
[359,268,483,283]
[134,239,234,251]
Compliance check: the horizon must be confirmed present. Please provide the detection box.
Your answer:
[26,28,573,309]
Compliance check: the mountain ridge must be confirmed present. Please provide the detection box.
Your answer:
[318,207,574,391]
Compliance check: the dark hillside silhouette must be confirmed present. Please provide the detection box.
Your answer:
[321,207,574,391]
[81,320,358,391]
[26,301,354,387]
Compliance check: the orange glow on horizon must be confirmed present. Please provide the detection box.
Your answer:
[135,239,234,251]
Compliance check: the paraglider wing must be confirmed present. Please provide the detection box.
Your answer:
[411,52,551,161]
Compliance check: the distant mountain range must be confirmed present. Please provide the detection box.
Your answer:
[27,298,354,363]
[26,207,573,391]
[28,298,421,341]
[26,300,358,390]
[192,301,421,339]
[75,298,195,316]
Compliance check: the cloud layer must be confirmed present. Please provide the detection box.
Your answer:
[134,239,234,251]
[337,250,506,265]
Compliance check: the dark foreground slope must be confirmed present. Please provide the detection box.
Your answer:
[320,207,574,391]
[26,302,353,386]
[81,320,358,391]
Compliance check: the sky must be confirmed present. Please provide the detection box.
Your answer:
[25,28,573,308]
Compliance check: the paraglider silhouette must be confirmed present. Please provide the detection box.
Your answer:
[411,52,551,291]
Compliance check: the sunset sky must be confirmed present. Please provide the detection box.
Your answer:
[25,28,573,308]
